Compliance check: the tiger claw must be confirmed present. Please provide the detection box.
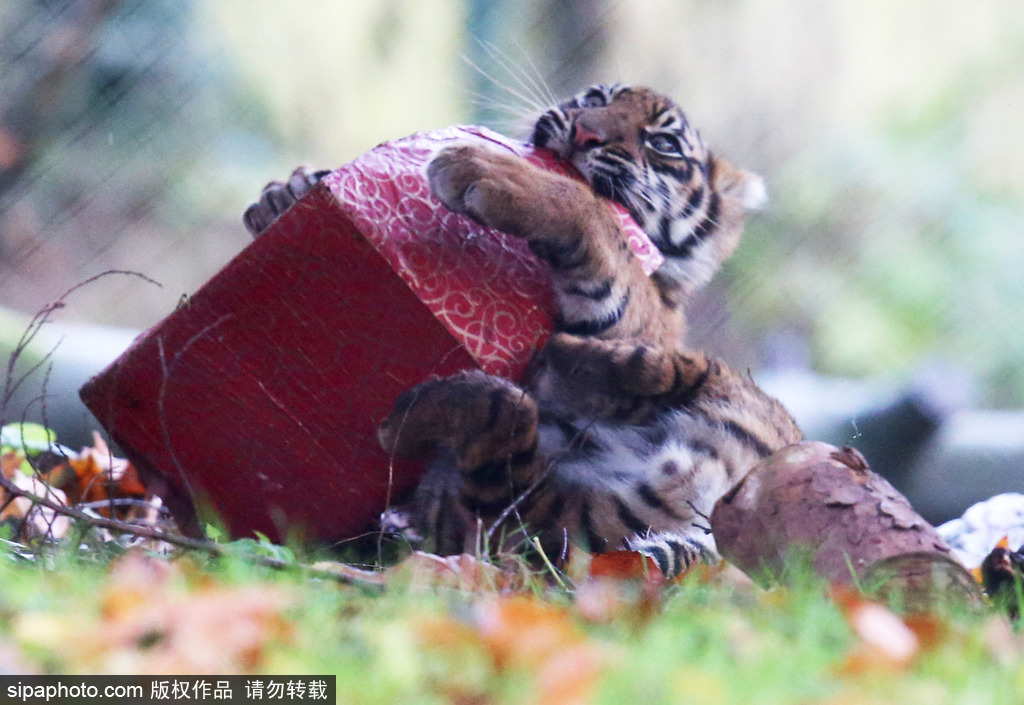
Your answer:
[243,165,328,236]
[426,145,484,214]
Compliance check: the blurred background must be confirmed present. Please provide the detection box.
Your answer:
[2,0,1022,521]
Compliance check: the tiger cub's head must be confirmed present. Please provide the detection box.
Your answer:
[532,83,765,296]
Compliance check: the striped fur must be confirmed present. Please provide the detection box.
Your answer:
[533,84,767,299]
[427,143,684,348]
[378,85,800,575]
[378,338,802,572]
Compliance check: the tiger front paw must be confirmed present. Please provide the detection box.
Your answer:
[426,145,536,233]
[427,145,497,216]
[242,165,329,237]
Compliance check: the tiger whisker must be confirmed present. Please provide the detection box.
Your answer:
[461,88,540,132]
[465,93,529,115]
[461,51,547,116]
[477,40,553,111]
[503,37,559,107]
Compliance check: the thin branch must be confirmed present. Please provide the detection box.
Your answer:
[1,269,162,427]
[0,469,385,591]
[76,498,171,513]
[154,316,231,526]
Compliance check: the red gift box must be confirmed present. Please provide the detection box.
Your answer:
[80,126,659,543]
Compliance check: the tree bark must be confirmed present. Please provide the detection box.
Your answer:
[711,441,982,610]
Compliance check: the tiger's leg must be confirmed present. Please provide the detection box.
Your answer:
[533,332,710,422]
[428,145,683,346]
[377,370,547,539]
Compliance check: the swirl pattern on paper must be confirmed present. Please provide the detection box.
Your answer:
[324,126,661,379]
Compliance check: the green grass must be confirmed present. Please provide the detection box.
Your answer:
[0,545,1022,704]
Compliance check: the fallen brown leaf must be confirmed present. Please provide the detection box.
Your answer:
[479,597,605,705]
[81,552,293,673]
[573,579,626,625]
[1,451,21,480]
[474,597,584,671]
[52,432,146,509]
[0,470,70,539]
[388,551,522,592]
[900,612,949,652]
[419,596,607,705]
[832,586,920,674]
[101,550,178,621]
[588,550,665,582]
[982,615,1024,666]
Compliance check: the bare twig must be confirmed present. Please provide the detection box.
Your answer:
[0,468,385,590]
[154,317,232,521]
[76,498,171,514]
[1,269,162,427]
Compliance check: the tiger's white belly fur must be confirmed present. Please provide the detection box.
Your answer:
[537,410,757,553]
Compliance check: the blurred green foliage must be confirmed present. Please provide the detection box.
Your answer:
[728,17,1024,405]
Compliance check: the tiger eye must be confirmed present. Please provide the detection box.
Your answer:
[580,89,607,108]
[646,133,683,157]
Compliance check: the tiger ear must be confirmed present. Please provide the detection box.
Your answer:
[712,156,767,212]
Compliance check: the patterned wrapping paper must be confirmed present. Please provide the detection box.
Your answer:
[79,127,660,542]
[325,125,661,379]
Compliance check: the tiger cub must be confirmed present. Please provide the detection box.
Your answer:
[376,84,802,575]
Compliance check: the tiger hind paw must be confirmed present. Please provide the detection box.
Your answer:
[377,370,538,473]
[243,165,329,236]
[626,531,718,579]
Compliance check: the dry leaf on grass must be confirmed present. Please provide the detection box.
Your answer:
[587,550,666,583]
[1,451,22,480]
[308,560,387,588]
[388,551,522,592]
[473,597,586,671]
[418,596,607,705]
[981,615,1024,666]
[574,550,743,626]
[0,431,156,543]
[100,548,179,621]
[25,552,295,674]
[573,579,628,625]
[841,601,919,672]
[829,586,951,674]
[0,467,70,539]
[46,432,147,511]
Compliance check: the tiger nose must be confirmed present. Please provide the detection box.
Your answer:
[572,123,604,150]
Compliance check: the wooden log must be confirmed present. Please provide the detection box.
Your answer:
[711,441,982,610]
